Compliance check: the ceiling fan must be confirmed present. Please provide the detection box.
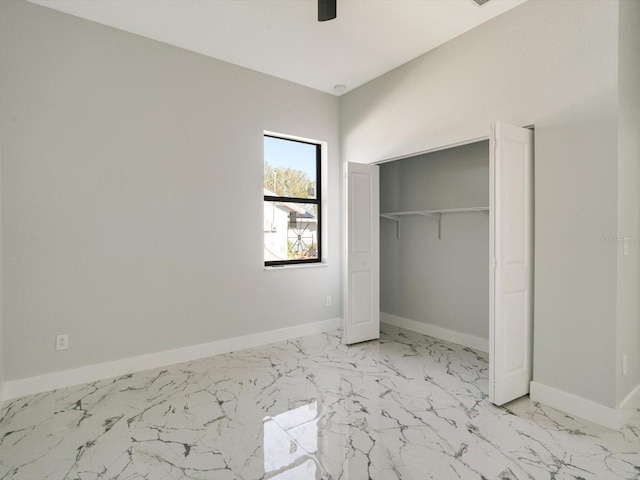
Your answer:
[318,0,493,22]
[318,0,337,22]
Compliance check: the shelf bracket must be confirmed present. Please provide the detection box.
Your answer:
[416,212,442,240]
[380,214,401,238]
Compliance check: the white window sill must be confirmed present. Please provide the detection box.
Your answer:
[264,262,328,271]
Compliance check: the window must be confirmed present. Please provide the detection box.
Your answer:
[264,134,321,266]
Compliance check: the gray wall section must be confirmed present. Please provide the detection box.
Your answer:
[0,136,3,388]
[0,1,340,380]
[534,97,618,407]
[616,0,640,405]
[341,0,621,407]
[380,142,489,340]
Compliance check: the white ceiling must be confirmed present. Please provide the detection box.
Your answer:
[29,0,528,96]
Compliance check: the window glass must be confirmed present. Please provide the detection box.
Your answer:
[264,202,319,262]
[264,136,317,199]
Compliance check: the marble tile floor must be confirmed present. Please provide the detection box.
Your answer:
[0,325,639,480]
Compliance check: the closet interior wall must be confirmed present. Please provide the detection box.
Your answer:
[380,141,490,344]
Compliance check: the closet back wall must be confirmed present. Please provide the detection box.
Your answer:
[380,141,489,343]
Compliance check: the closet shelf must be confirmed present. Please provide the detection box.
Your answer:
[380,206,489,239]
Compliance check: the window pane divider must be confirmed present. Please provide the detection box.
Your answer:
[264,195,319,204]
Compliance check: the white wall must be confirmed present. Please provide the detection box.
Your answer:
[0,1,340,381]
[341,0,621,407]
[616,0,640,405]
[380,141,489,340]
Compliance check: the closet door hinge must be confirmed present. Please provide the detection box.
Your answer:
[493,258,497,269]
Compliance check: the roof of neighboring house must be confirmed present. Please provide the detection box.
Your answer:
[264,188,312,216]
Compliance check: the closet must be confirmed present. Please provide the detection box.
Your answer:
[379,141,491,352]
[344,123,534,407]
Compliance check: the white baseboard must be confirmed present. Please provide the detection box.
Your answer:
[619,382,640,411]
[530,381,640,430]
[381,312,489,353]
[2,318,342,402]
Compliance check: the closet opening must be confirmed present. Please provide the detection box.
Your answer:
[379,140,491,353]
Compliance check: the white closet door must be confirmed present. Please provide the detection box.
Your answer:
[489,123,534,406]
[343,162,380,345]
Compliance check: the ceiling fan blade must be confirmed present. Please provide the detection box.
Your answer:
[318,0,336,22]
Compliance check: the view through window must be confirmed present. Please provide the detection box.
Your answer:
[264,135,321,266]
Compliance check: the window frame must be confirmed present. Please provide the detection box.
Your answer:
[264,134,322,267]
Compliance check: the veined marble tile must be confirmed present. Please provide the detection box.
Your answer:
[1,325,638,479]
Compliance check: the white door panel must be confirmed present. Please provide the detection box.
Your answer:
[344,163,380,345]
[490,123,534,406]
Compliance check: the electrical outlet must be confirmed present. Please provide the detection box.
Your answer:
[56,334,69,351]
[622,354,628,376]
[325,295,332,307]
